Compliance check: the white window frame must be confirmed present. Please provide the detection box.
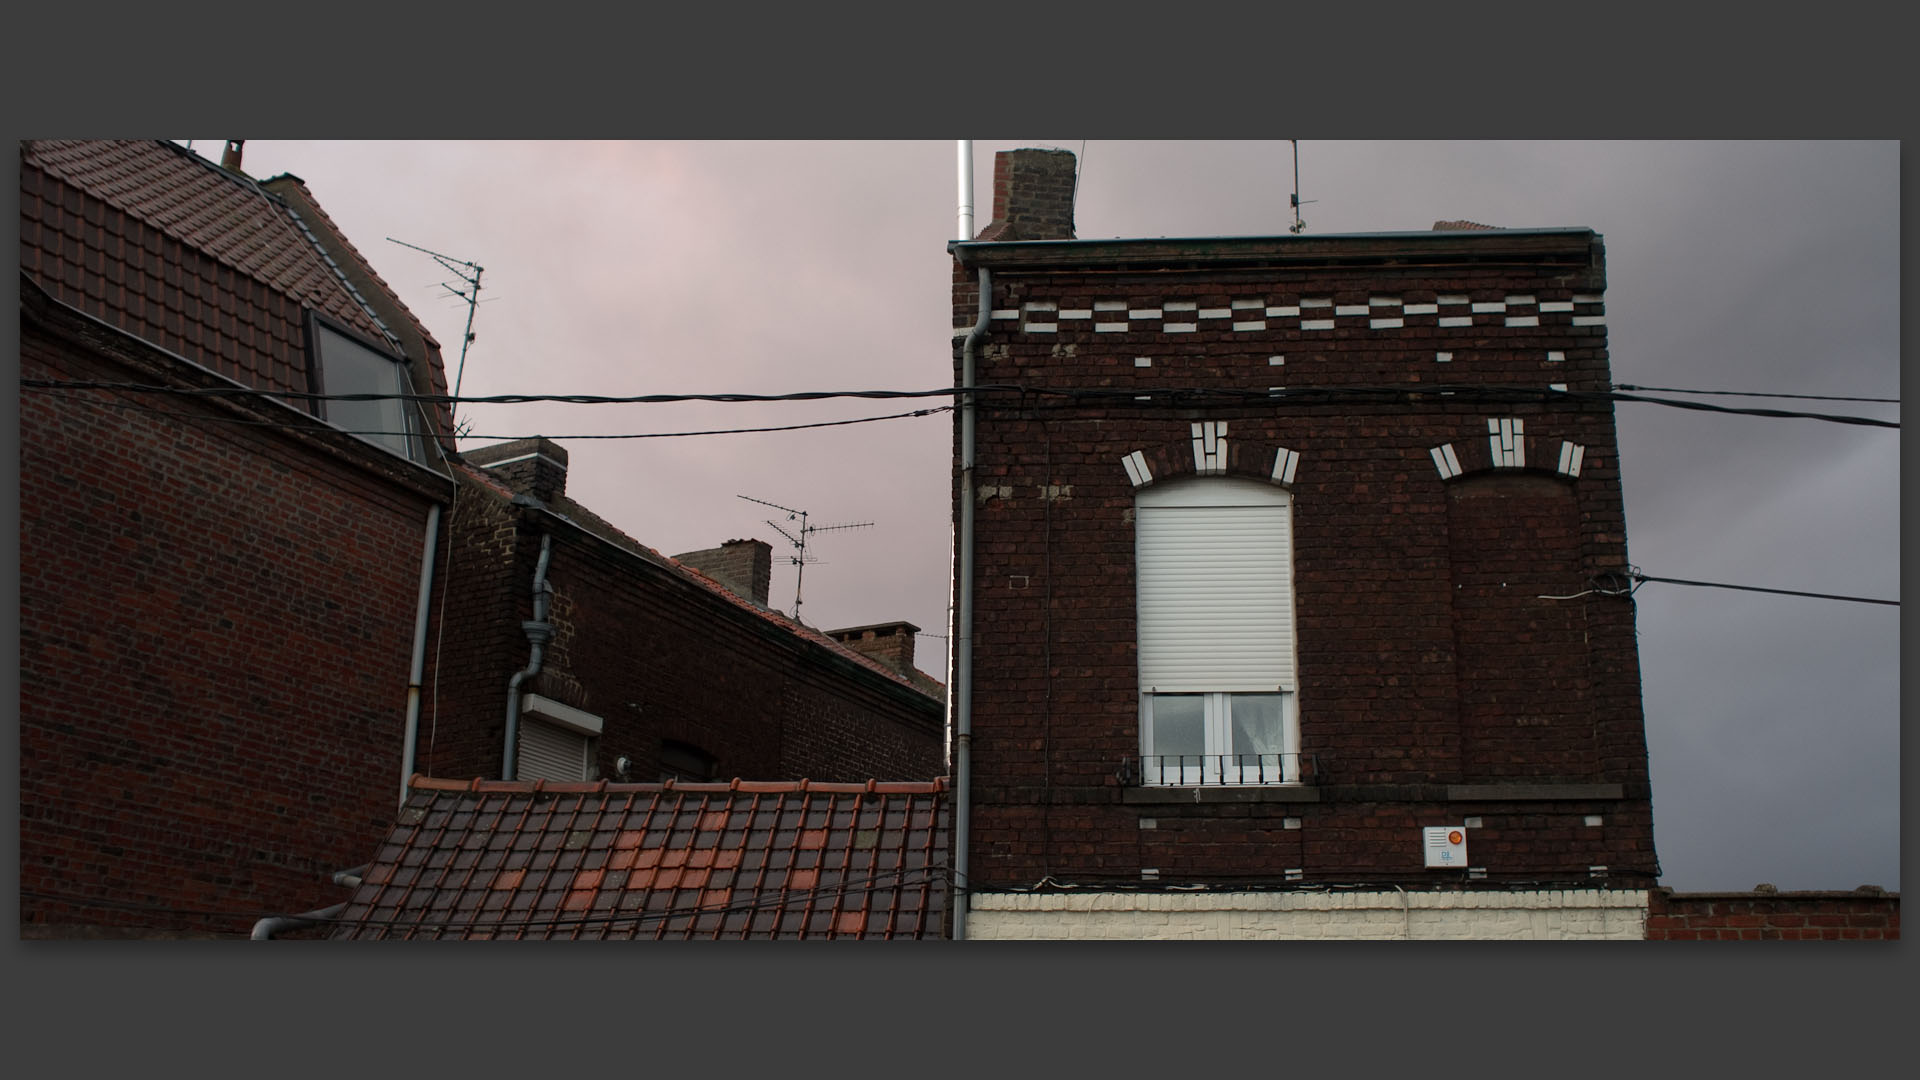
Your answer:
[514,694,603,783]
[1136,477,1302,786]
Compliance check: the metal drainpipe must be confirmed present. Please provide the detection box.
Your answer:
[398,503,442,808]
[953,263,990,939]
[250,902,349,941]
[501,530,554,781]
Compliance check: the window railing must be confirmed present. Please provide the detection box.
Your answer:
[1139,753,1303,786]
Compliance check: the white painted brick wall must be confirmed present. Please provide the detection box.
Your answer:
[966,889,1648,940]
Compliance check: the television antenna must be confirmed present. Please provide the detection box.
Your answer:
[387,237,485,420]
[738,495,872,622]
[1288,140,1316,235]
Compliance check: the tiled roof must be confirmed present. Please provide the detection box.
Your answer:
[331,777,951,939]
[1432,219,1499,231]
[18,140,422,407]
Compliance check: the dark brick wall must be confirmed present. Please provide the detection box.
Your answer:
[674,539,774,609]
[1646,889,1900,940]
[953,227,1657,891]
[419,476,945,787]
[19,304,446,937]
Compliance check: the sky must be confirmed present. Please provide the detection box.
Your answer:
[177,139,1900,894]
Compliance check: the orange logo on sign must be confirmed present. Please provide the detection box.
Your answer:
[1447,830,1464,845]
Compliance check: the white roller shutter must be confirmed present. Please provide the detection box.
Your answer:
[517,718,591,782]
[1136,479,1295,693]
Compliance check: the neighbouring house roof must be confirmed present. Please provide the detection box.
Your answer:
[19,140,449,437]
[450,460,943,704]
[330,776,950,940]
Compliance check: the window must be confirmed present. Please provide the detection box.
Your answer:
[659,740,717,783]
[514,694,602,783]
[309,318,425,463]
[1136,477,1300,784]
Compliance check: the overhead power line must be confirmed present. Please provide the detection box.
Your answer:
[19,378,1900,428]
[1614,384,1898,405]
[1629,572,1897,607]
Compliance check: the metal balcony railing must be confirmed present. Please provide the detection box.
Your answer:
[1139,753,1303,786]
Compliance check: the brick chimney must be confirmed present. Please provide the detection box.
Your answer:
[674,538,772,608]
[220,140,245,173]
[978,149,1077,241]
[465,437,568,503]
[825,621,920,675]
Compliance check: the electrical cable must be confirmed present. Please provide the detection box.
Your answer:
[1628,572,1897,607]
[1614,383,1898,404]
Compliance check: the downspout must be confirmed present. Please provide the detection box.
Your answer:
[249,865,365,940]
[501,528,555,781]
[398,503,442,808]
[953,261,990,939]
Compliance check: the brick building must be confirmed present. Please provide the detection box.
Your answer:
[947,149,1658,939]
[417,436,946,790]
[18,139,459,937]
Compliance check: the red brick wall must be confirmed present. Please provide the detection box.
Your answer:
[953,230,1656,890]
[1646,890,1900,940]
[419,477,945,786]
[19,302,447,937]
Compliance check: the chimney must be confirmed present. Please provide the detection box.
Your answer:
[825,621,920,676]
[674,539,772,608]
[465,437,569,503]
[220,140,245,173]
[980,149,1077,241]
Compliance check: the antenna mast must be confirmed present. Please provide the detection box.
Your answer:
[737,495,873,622]
[388,237,484,431]
[1288,140,1316,235]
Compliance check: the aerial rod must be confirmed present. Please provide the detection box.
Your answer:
[736,494,873,621]
[388,237,485,419]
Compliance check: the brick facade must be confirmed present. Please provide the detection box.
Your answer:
[19,283,452,937]
[417,446,946,787]
[950,151,1655,924]
[1644,889,1899,941]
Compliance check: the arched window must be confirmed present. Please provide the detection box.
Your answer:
[1136,477,1300,785]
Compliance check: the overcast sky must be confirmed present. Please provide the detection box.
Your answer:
[180,139,1899,894]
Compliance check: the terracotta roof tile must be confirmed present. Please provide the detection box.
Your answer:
[332,777,950,939]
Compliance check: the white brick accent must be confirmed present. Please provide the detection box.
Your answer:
[1164,301,1197,312]
[967,889,1650,940]
[1096,322,1127,332]
[1430,443,1462,479]
[1438,316,1473,327]
[1335,304,1368,316]
[1094,300,1126,311]
[1121,450,1153,487]
[1199,308,1232,319]
[1556,440,1586,477]
[1370,296,1403,307]
[1027,323,1057,333]
[1301,319,1335,331]
[1370,317,1404,329]
[1059,309,1092,319]
[1572,315,1606,326]
[1505,315,1540,327]
[1134,356,1153,367]
[1129,308,1163,320]
[1233,320,1268,331]
[1489,417,1525,468]
[1268,355,1285,366]
[1505,294,1536,306]
[1271,447,1299,485]
[1435,351,1453,363]
[1164,323,1197,333]
[1471,301,1506,313]
[1539,301,1574,313]
[1547,350,1566,362]
[1024,301,1058,312]
[1193,421,1228,475]
[1404,303,1438,315]
[1573,294,1604,304]
[1266,305,1300,317]
[990,309,1019,320]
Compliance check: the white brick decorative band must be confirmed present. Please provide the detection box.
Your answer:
[1122,450,1153,487]
[1557,440,1586,477]
[966,889,1650,940]
[1192,421,1229,475]
[1430,442,1463,479]
[1272,447,1300,485]
[998,293,1606,338]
